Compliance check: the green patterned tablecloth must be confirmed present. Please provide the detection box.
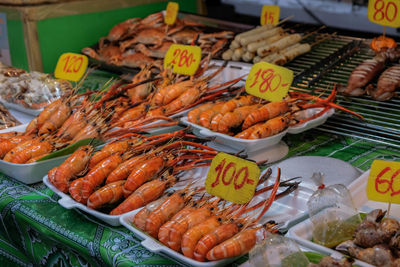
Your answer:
[0,130,398,266]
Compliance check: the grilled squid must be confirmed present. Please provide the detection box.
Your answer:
[366,65,400,101]
[339,58,385,96]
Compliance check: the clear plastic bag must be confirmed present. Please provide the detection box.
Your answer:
[307,178,361,248]
[0,64,72,110]
[249,232,310,267]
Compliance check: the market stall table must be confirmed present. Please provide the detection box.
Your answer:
[0,129,398,266]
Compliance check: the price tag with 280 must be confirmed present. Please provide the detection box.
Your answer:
[164,44,202,76]
[367,160,400,204]
[205,152,260,204]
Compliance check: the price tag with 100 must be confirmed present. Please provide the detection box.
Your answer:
[261,5,280,26]
[164,44,201,76]
[245,62,293,102]
[368,0,400,27]
[367,160,400,204]
[54,52,88,82]
[205,152,260,204]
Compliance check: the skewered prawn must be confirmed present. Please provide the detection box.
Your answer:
[9,139,53,164]
[242,100,289,130]
[217,104,261,133]
[87,180,125,210]
[88,138,140,169]
[110,175,177,215]
[69,153,123,204]
[234,116,288,139]
[144,190,189,238]
[220,95,257,113]
[0,135,33,158]
[38,101,72,135]
[133,194,170,231]
[188,102,215,125]
[199,103,224,128]
[158,203,198,245]
[50,145,93,193]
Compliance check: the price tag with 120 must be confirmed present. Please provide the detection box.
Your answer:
[368,0,400,27]
[367,160,400,204]
[165,2,179,25]
[245,62,293,102]
[261,5,280,26]
[54,53,88,82]
[164,44,201,76]
[205,152,260,204]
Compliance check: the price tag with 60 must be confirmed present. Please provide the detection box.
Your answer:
[164,44,201,76]
[205,152,260,204]
[245,62,293,102]
[261,5,280,26]
[368,0,400,27]
[54,52,88,82]
[367,160,400,204]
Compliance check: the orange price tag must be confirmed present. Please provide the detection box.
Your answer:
[165,2,179,25]
[261,5,280,26]
[367,160,400,204]
[205,152,260,204]
[245,62,293,102]
[54,53,88,82]
[164,44,201,76]
[368,0,400,27]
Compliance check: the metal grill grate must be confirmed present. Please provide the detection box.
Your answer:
[290,38,400,148]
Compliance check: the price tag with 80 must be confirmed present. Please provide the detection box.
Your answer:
[205,152,260,204]
[368,0,400,27]
[261,5,280,26]
[245,62,293,102]
[164,44,201,76]
[367,160,400,204]
[54,52,88,82]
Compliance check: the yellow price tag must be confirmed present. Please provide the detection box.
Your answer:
[368,0,400,27]
[54,53,88,82]
[367,160,400,204]
[164,44,201,76]
[205,152,260,204]
[245,62,293,102]
[165,2,179,25]
[261,5,280,26]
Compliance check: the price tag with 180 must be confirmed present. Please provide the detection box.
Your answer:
[367,160,400,204]
[205,152,260,204]
[261,5,280,26]
[54,52,88,82]
[164,44,201,76]
[245,62,293,102]
[368,0,400,27]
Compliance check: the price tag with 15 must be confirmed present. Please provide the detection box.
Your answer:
[205,152,260,204]
[165,2,179,25]
[54,52,88,82]
[245,62,293,102]
[164,44,202,76]
[367,160,400,204]
[261,5,280,26]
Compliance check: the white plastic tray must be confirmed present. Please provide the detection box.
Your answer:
[180,107,334,154]
[43,175,122,226]
[0,99,43,116]
[120,209,241,267]
[43,164,210,226]
[287,170,400,267]
[118,159,362,266]
[0,124,79,184]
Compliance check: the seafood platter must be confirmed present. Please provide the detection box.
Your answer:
[288,170,400,267]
